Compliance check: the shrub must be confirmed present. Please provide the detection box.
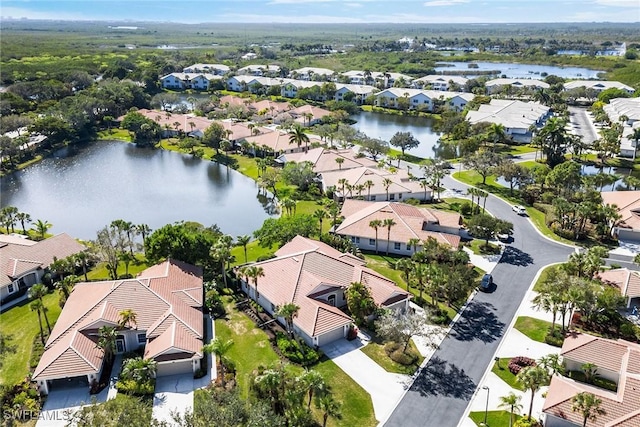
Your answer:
[508,356,537,375]
[404,198,421,206]
[384,341,401,354]
[256,253,276,262]
[275,332,320,366]
[389,348,418,366]
[29,333,46,370]
[428,307,451,325]
[115,379,155,396]
[514,417,541,427]
[544,330,565,347]
[459,201,472,216]
[1,380,43,420]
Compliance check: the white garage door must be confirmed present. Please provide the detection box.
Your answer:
[317,327,346,347]
[156,360,192,377]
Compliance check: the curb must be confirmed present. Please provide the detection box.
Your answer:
[455,262,566,427]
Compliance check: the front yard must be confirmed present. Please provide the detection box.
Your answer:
[214,297,376,427]
[360,333,424,375]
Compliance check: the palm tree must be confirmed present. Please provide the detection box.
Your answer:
[30,300,47,345]
[369,219,382,254]
[517,365,550,419]
[395,258,413,291]
[337,178,348,199]
[335,157,344,170]
[211,236,234,288]
[572,392,606,427]
[630,127,640,161]
[382,178,393,201]
[419,180,430,201]
[15,212,31,235]
[316,392,342,427]
[407,238,421,255]
[118,309,138,329]
[498,392,523,427]
[244,265,265,302]
[313,209,328,237]
[412,262,429,303]
[236,235,251,264]
[299,370,325,408]
[364,180,374,200]
[136,224,152,248]
[288,124,310,152]
[383,218,396,255]
[121,357,157,383]
[96,325,118,364]
[202,338,234,387]
[581,362,599,384]
[29,284,51,333]
[487,123,506,150]
[55,274,79,307]
[276,303,300,338]
[32,219,52,239]
[73,251,90,281]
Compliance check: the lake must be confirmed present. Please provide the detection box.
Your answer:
[350,111,442,159]
[434,61,603,79]
[0,141,277,240]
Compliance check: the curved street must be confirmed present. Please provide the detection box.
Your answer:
[383,173,575,427]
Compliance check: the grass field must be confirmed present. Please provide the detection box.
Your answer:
[533,264,562,292]
[214,297,376,427]
[360,337,424,375]
[0,292,62,386]
[469,410,523,427]
[86,255,149,281]
[491,358,524,391]
[514,316,558,343]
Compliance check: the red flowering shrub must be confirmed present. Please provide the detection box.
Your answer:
[508,356,536,375]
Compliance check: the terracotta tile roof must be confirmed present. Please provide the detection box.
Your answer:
[33,260,203,381]
[320,167,431,200]
[1,233,86,287]
[597,268,640,299]
[33,331,103,380]
[601,191,640,231]
[290,105,332,121]
[283,148,378,174]
[144,320,202,359]
[243,130,321,153]
[336,200,462,248]
[561,333,629,372]
[241,237,409,340]
[251,99,292,114]
[545,333,640,427]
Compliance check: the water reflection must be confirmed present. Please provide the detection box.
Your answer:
[0,140,276,240]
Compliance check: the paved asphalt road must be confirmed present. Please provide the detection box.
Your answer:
[568,106,598,145]
[383,174,575,427]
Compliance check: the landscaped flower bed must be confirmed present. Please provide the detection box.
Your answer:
[508,356,536,375]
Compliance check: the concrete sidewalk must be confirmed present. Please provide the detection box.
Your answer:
[152,374,194,426]
[321,336,411,422]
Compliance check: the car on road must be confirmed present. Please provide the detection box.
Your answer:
[512,205,527,216]
[496,232,511,243]
[480,274,493,292]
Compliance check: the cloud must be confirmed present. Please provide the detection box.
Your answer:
[593,0,639,6]
[345,2,363,8]
[268,0,335,3]
[218,12,364,23]
[424,0,469,6]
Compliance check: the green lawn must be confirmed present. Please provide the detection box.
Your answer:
[214,297,376,427]
[491,358,524,390]
[468,239,501,255]
[98,129,132,142]
[514,316,559,343]
[86,256,149,281]
[533,264,561,292]
[0,292,62,386]
[470,410,523,427]
[360,338,424,375]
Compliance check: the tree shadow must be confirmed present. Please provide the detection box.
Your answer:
[449,301,505,343]
[499,246,534,267]
[410,356,476,399]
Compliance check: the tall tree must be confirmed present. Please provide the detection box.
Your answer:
[315,392,342,427]
[498,392,523,427]
[32,219,52,239]
[30,300,47,345]
[288,124,311,153]
[203,122,226,154]
[236,235,251,264]
[369,219,382,254]
[118,309,138,329]
[389,131,420,156]
[299,370,325,409]
[275,303,300,338]
[202,338,234,388]
[516,365,550,419]
[29,283,51,333]
[345,282,376,325]
[96,325,118,364]
[533,117,574,167]
[383,218,396,255]
[15,212,32,235]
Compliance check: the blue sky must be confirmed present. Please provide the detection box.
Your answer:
[1,0,639,23]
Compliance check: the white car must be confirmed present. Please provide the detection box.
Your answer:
[512,205,527,216]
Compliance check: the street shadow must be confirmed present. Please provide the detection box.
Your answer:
[410,356,476,399]
[499,246,534,267]
[449,301,505,343]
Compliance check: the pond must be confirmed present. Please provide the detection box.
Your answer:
[495,164,631,192]
[434,61,603,79]
[0,141,277,241]
[350,111,442,159]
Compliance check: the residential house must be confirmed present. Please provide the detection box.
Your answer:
[319,167,432,203]
[447,93,476,112]
[242,130,317,155]
[334,83,378,104]
[466,99,551,143]
[485,78,550,95]
[542,332,640,427]
[335,200,462,255]
[603,98,640,125]
[341,70,374,86]
[413,75,468,91]
[596,268,640,310]
[126,109,214,137]
[183,63,230,75]
[375,88,432,110]
[281,80,321,99]
[32,260,204,395]
[0,233,86,305]
[160,73,222,91]
[236,236,411,347]
[291,67,335,81]
[241,52,258,60]
[563,80,635,95]
[341,71,412,88]
[619,122,640,158]
[290,105,332,126]
[601,191,640,242]
[237,64,281,77]
[277,147,378,173]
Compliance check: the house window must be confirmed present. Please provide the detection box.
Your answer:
[137,333,146,344]
[369,238,375,246]
[351,236,360,244]
[328,295,336,307]
[394,242,401,250]
[8,283,15,293]
[390,194,395,200]
[371,195,376,201]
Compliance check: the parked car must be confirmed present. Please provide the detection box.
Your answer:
[512,205,527,216]
[496,232,511,243]
[480,274,493,292]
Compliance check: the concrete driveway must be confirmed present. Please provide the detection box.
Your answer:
[152,374,194,426]
[321,336,411,422]
[37,385,107,427]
